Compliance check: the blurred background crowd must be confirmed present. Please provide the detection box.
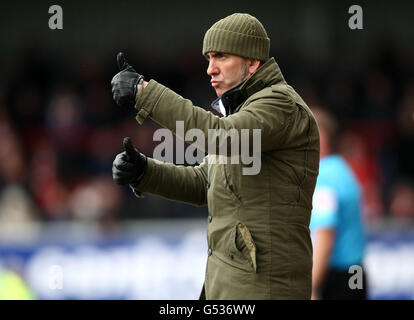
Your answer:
[1,0,414,300]
[0,0,413,230]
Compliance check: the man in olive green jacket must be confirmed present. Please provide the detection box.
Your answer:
[111,13,320,299]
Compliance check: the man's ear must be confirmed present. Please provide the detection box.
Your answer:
[248,59,261,75]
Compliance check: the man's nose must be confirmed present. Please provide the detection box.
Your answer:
[207,60,219,76]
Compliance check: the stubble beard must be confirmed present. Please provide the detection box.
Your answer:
[216,63,249,97]
[240,63,248,83]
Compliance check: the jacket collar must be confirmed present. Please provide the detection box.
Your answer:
[211,82,245,116]
[210,57,286,116]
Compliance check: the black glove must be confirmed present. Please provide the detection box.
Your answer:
[111,52,144,108]
[112,137,147,186]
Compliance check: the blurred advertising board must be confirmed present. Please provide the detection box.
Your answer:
[0,220,413,300]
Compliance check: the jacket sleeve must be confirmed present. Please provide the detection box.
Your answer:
[130,156,208,206]
[135,80,295,154]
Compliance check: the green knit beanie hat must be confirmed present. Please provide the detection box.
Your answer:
[202,13,270,61]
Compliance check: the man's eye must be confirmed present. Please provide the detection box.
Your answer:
[212,53,225,59]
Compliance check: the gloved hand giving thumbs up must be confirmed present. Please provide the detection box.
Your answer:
[112,137,147,186]
[111,52,144,108]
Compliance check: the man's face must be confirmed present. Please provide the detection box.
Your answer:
[206,52,250,97]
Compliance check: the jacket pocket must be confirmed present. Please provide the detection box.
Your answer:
[217,222,257,273]
[222,164,242,203]
[235,222,257,272]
